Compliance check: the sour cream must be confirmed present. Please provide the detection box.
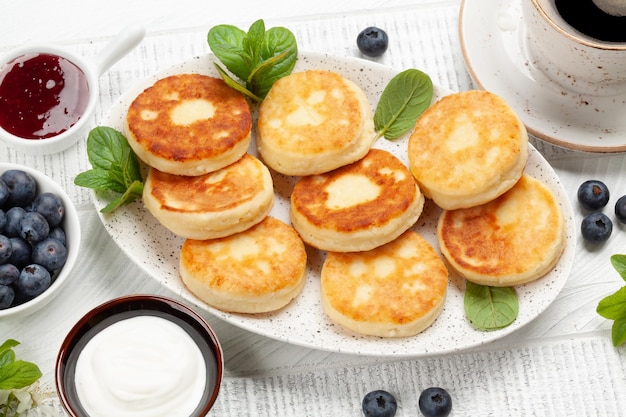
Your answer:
[74,315,207,417]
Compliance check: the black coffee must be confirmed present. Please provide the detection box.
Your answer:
[555,0,626,42]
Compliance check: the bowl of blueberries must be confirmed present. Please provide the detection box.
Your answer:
[0,162,81,319]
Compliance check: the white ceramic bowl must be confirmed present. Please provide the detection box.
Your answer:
[0,24,144,155]
[0,162,81,319]
[56,295,223,417]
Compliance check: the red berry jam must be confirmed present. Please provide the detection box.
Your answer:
[0,53,90,140]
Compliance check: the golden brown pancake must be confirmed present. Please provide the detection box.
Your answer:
[437,174,566,286]
[257,69,375,176]
[408,90,528,210]
[321,229,448,337]
[126,74,252,176]
[143,153,273,240]
[290,148,424,252]
[180,216,307,313]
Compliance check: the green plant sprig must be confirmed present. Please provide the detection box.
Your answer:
[207,19,298,102]
[74,126,144,213]
[597,254,626,347]
[0,339,42,417]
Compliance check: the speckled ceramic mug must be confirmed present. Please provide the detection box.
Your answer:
[522,0,626,96]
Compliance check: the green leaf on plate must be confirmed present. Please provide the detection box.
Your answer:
[464,281,519,330]
[597,286,626,320]
[374,68,433,140]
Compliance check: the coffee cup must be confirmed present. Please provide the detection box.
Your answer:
[522,0,626,96]
[0,24,145,155]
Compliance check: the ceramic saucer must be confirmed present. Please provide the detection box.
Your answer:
[459,0,626,152]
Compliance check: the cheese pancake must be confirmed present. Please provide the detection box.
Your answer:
[408,90,528,210]
[437,174,566,287]
[143,153,273,240]
[257,69,375,176]
[126,74,252,176]
[290,148,424,252]
[180,217,307,313]
[321,229,448,338]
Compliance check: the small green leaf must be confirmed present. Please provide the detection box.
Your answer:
[611,317,626,347]
[464,281,519,330]
[99,180,144,214]
[374,68,433,140]
[597,286,626,320]
[0,340,19,356]
[610,254,626,281]
[207,24,250,80]
[0,360,42,390]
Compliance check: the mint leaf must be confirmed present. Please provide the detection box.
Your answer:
[464,281,519,330]
[597,286,626,320]
[0,349,15,369]
[610,254,626,281]
[207,19,297,101]
[0,340,19,356]
[74,126,144,213]
[612,317,626,347]
[0,360,42,390]
[374,68,433,140]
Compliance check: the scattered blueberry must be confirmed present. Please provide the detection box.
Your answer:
[615,195,626,224]
[17,264,51,298]
[0,234,11,264]
[581,212,613,243]
[418,387,452,417]
[31,192,64,227]
[357,26,389,57]
[0,264,20,286]
[7,236,32,268]
[577,180,610,211]
[1,169,37,207]
[19,211,50,244]
[4,207,26,237]
[0,285,15,309]
[33,237,68,272]
[362,390,397,417]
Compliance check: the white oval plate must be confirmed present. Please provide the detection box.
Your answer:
[459,0,626,152]
[95,52,575,357]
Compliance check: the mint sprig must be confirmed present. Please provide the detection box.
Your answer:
[207,19,298,102]
[373,68,433,140]
[74,126,144,213]
[0,339,42,416]
[464,281,519,330]
[597,254,626,346]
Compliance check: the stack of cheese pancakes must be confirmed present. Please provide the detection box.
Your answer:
[126,67,565,339]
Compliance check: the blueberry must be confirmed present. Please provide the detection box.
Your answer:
[0,285,15,309]
[581,212,612,243]
[32,237,67,272]
[17,264,51,298]
[48,226,66,246]
[418,387,452,417]
[7,237,31,268]
[1,170,37,207]
[0,209,6,231]
[0,234,11,264]
[362,390,397,417]
[0,263,20,285]
[577,180,610,211]
[4,206,26,237]
[19,211,50,244]
[615,195,626,224]
[31,192,64,227]
[357,26,389,57]
[0,179,8,207]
